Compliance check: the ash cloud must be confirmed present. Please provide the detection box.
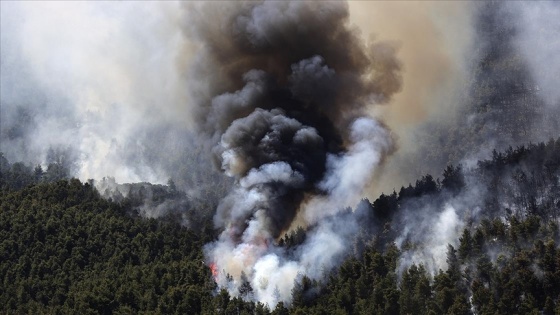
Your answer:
[187,1,400,306]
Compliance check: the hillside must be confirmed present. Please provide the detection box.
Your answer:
[0,179,215,314]
[1,138,559,314]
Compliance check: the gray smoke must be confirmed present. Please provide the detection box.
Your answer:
[184,1,400,306]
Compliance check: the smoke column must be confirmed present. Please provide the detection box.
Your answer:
[183,1,400,306]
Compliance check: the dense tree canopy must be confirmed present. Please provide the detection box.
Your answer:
[0,179,215,314]
[1,138,559,314]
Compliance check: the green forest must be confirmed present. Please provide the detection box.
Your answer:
[1,138,559,314]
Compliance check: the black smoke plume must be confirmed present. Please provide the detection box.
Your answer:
[185,1,401,305]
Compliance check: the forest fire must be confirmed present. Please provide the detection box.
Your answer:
[2,0,560,313]
[199,0,397,306]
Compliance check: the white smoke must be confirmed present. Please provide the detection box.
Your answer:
[206,116,392,307]
[0,1,195,183]
[304,117,393,223]
[397,204,466,274]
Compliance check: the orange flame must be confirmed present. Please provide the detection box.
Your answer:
[209,262,218,282]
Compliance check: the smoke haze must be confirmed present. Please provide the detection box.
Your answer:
[1,1,196,184]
